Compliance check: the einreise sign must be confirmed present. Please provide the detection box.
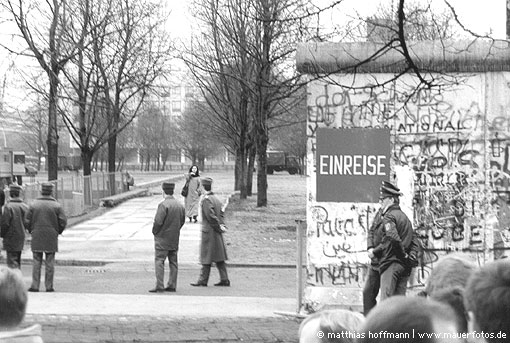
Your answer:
[316,128,390,203]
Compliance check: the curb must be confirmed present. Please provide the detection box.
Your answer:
[9,182,284,269]
[67,206,111,228]
[10,258,297,269]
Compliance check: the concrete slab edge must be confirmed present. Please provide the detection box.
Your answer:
[10,258,297,268]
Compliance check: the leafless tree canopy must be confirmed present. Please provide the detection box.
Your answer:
[1,0,172,181]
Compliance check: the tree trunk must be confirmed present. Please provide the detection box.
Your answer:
[82,148,93,205]
[247,145,256,196]
[156,150,161,171]
[234,146,249,199]
[198,156,206,172]
[145,154,151,171]
[255,0,272,207]
[234,151,241,191]
[239,148,248,200]
[37,149,43,171]
[256,133,268,207]
[108,134,117,195]
[46,77,59,181]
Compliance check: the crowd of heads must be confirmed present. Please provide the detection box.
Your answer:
[299,257,510,343]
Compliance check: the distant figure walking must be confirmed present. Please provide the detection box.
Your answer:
[191,177,230,287]
[149,182,185,293]
[122,170,134,192]
[183,165,202,223]
[25,183,67,292]
[0,184,29,269]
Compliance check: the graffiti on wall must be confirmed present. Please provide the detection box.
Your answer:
[307,73,510,287]
[306,204,376,286]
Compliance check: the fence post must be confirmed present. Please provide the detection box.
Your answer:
[296,219,306,314]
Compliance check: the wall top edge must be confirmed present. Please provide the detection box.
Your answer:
[296,39,510,74]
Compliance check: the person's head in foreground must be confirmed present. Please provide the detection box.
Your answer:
[0,267,43,342]
[359,296,464,343]
[463,259,510,343]
[299,308,365,343]
[0,267,27,329]
[424,253,478,297]
[430,286,468,333]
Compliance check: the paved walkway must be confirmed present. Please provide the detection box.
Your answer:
[58,196,203,264]
[26,293,295,317]
[22,315,301,343]
[13,172,303,342]
[57,172,233,265]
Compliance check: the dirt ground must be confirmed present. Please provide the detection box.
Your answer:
[221,172,306,265]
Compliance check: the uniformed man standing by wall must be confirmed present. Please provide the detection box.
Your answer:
[369,181,413,301]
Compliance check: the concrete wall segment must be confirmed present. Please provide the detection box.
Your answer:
[296,40,510,74]
[301,40,510,312]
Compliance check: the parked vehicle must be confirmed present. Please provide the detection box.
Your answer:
[0,149,26,184]
[25,165,38,176]
[266,150,301,175]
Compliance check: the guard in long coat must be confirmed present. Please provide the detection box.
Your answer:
[25,183,67,292]
[149,182,185,293]
[0,184,29,269]
[191,177,230,287]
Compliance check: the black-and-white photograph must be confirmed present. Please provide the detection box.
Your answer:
[0,0,509,342]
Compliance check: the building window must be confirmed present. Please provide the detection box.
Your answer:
[172,101,181,112]
[171,86,181,97]
[226,150,235,162]
[185,86,194,96]
[169,149,181,162]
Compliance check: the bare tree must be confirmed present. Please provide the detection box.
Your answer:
[135,104,177,171]
[2,0,82,180]
[269,90,307,172]
[91,0,172,192]
[115,122,136,170]
[300,0,478,94]
[249,0,313,206]
[18,96,48,170]
[185,0,310,204]
[184,0,257,199]
[56,0,109,177]
[136,104,161,171]
[365,0,455,42]
[175,99,222,171]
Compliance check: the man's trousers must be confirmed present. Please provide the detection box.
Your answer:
[155,249,178,290]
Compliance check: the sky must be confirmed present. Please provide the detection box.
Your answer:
[166,0,507,40]
[0,0,507,110]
